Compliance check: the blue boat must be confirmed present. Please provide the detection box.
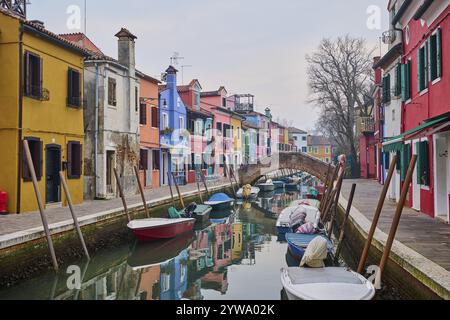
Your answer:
[286,233,334,260]
[205,193,235,211]
[273,181,286,189]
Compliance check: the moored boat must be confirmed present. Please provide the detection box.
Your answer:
[281,267,376,300]
[183,203,212,224]
[236,186,260,199]
[273,181,286,189]
[204,193,235,211]
[127,218,196,242]
[257,179,275,192]
[290,199,320,208]
[286,233,333,260]
[276,205,321,235]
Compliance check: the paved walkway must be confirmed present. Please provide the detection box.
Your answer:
[341,179,450,271]
[0,178,231,237]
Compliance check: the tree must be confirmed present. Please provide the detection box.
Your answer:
[306,35,374,172]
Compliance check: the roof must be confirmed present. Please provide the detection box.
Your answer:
[115,28,137,40]
[166,65,178,73]
[373,43,403,69]
[392,0,412,25]
[200,86,227,97]
[135,70,161,84]
[59,33,104,56]
[242,121,259,130]
[308,135,331,146]
[288,127,307,134]
[413,0,435,21]
[186,105,213,118]
[0,7,89,56]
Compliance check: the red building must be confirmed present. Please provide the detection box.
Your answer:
[383,1,450,223]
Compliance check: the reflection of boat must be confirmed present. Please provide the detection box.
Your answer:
[273,181,285,189]
[236,186,260,199]
[280,267,376,300]
[257,180,275,192]
[210,209,234,222]
[128,218,196,241]
[286,233,333,260]
[205,193,235,211]
[128,232,195,270]
[259,190,275,199]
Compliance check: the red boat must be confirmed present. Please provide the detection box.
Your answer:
[127,218,196,242]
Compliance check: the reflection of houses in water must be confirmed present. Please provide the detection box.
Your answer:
[202,270,229,295]
[232,222,244,262]
[159,250,189,300]
[212,223,232,271]
[137,266,161,300]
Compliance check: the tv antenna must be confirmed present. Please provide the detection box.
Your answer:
[170,52,184,66]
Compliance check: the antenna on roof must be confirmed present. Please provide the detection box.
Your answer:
[1,0,28,17]
[170,52,184,66]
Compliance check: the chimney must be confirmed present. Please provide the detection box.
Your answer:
[115,28,137,72]
[265,107,272,119]
[165,65,178,109]
[30,20,45,28]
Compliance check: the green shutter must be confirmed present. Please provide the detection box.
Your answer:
[407,60,412,100]
[416,142,421,185]
[437,28,442,78]
[418,48,423,92]
[401,63,407,102]
[384,152,390,168]
[420,141,430,186]
[401,144,411,182]
[396,150,401,171]
[396,64,402,96]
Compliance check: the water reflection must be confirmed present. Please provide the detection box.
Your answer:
[0,191,307,301]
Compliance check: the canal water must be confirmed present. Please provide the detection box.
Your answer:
[0,187,402,300]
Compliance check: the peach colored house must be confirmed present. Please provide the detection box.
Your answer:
[137,71,161,189]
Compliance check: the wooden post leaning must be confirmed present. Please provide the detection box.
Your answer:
[134,166,150,218]
[334,183,357,263]
[23,140,59,272]
[113,168,131,223]
[171,172,185,209]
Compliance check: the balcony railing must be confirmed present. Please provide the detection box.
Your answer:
[361,117,375,134]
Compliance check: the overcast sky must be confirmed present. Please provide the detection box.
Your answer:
[29,0,388,132]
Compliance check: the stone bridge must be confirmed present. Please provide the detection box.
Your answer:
[238,152,334,185]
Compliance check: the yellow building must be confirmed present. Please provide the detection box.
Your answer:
[230,113,244,167]
[0,9,87,213]
[307,135,333,164]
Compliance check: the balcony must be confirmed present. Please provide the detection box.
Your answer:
[361,117,375,134]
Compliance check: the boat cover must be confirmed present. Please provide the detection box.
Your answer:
[300,236,329,268]
[287,267,364,285]
[208,193,233,202]
[286,233,333,251]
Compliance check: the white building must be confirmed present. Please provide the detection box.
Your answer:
[288,127,308,153]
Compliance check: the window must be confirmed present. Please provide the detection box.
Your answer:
[135,87,139,112]
[195,120,202,135]
[68,68,81,107]
[302,147,307,153]
[308,147,312,153]
[139,103,147,125]
[108,78,117,106]
[400,143,411,181]
[179,116,184,129]
[325,147,330,154]
[382,74,391,103]
[24,51,43,99]
[67,141,82,179]
[22,137,43,181]
[392,109,396,121]
[395,63,402,96]
[222,97,227,108]
[140,149,148,170]
[416,141,429,186]
[151,107,159,128]
[401,60,412,101]
[418,44,428,92]
[326,158,330,163]
[162,113,169,129]
[302,136,307,141]
[152,150,160,170]
[314,147,318,154]
[195,92,200,108]
[429,29,442,81]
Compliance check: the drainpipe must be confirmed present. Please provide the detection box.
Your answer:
[94,63,99,198]
[16,24,24,214]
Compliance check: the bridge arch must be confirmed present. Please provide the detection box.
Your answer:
[238,152,334,185]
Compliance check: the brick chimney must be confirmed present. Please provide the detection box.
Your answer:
[115,28,137,74]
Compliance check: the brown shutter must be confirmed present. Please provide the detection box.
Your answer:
[24,52,30,95]
[140,103,147,125]
[37,140,43,180]
[67,142,73,178]
[140,149,148,170]
[39,57,43,97]
[68,69,73,105]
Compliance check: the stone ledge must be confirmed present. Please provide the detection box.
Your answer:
[339,195,450,300]
[0,183,229,251]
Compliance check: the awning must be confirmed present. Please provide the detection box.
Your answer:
[383,114,450,152]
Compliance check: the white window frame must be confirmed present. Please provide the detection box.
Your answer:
[163,113,169,129]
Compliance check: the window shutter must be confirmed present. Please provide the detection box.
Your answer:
[401,63,407,101]
[401,144,410,182]
[387,74,391,102]
[425,40,430,85]
[37,140,43,180]
[421,141,429,186]
[67,142,73,178]
[416,141,421,184]
[437,28,442,78]
[39,57,43,97]
[24,52,30,95]
[68,69,73,105]
[140,103,147,125]
[418,49,423,92]
[396,150,401,171]
[396,64,401,96]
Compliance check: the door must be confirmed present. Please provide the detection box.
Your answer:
[412,141,421,211]
[106,150,115,195]
[146,150,152,187]
[434,135,449,221]
[45,145,61,204]
[162,151,169,185]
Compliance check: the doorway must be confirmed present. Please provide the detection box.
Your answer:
[162,151,169,185]
[434,134,450,222]
[45,145,61,204]
[412,141,421,211]
[106,150,116,195]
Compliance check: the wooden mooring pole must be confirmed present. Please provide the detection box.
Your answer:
[357,155,398,274]
[334,183,357,263]
[326,170,345,238]
[167,172,177,208]
[224,164,236,197]
[59,171,90,260]
[23,140,59,272]
[113,168,131,223]
[320,165,339,213]
[200,171,210,196]
[196,178,204,203]
[378,155,417,279]
[171,172,185,209]
[134,166,150,218]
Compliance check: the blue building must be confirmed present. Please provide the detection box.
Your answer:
[159,66,188,186]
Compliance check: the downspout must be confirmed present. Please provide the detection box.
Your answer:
[16,24,24,214]
[94,63,99,198]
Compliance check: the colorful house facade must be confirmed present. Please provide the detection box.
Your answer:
[137,71,161,189]
[159,66,188,186]
[288,127,308,153]
[307,135,332,164]
[0,8,87,213]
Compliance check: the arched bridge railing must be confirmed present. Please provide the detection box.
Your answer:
[238,152,334,185]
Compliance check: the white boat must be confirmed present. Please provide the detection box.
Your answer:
[290,199,320,209]
[236,187,260,199]
[281,267,376,300]
[276,205,321,234]
[257,179,275,192]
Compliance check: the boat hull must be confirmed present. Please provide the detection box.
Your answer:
[131,220,196,242]
[210,201,234,211]
[258,184,275,192]
[192,205,212,224]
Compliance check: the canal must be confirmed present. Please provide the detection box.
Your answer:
[0,187,405,300]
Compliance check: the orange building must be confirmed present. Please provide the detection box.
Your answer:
[137,71,161,189]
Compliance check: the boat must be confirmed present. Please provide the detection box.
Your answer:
[276,205,321,235]
[236,186,260,199]
[286,233,333,260]
[127,232,195,270]
[281,267,376,300]
[289,175,301,184]
[257,179,275,192]
[273,181,286,189]
[127,218,196,242]
[204,193,235,211]
[290,199,320,208]
[183,203,212,224]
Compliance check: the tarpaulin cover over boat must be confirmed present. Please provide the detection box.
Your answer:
[207,193,234,203]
